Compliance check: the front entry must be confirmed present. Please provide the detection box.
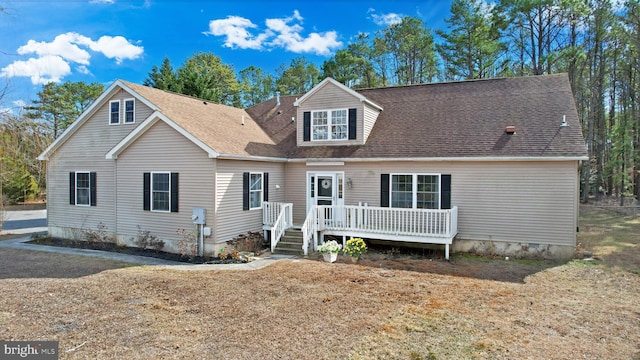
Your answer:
[307,172,345,217]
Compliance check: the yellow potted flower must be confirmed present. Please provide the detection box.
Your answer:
[343,237,367,262]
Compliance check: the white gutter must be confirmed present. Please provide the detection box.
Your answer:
[217,154,289,162]
[288,156,589,162]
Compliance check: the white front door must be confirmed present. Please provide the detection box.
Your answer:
[307,172,345,218]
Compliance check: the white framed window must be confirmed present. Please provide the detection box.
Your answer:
[312,109,348,141]
[124,99,135,123]
[390,174,440,209]
[109,100,120,125]
[249,172,263,209]
[151,172,170,212]
[76,172,91,206]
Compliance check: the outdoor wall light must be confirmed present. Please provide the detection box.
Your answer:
[346,177,353,189]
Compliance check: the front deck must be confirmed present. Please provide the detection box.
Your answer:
[263,202,458,260]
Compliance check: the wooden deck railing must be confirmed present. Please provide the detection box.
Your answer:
[317,205,458,238]
[263,203,459,259]
[263,202,293,251]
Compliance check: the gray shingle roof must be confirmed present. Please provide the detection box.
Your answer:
[249,73,587,159]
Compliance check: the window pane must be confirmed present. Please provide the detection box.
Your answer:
[152,173,170,211]
[391,175,413,208]
[331,124,347,139]
[313,127,328,140]
[312,111,327,125]
[153,192,169,211]
[77,173,90,188]
[77,189,90,205]
[76,173,90,205]
[110,102,119,124]
[250,173,262,191]
[417,175,439,209]
[125,100,134,123]
[332,110,347,124]
[249,191,261,209]
[153,173,169,191]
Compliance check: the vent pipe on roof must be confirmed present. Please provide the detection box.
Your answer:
[276,91,281,106]
[505,125,516,134]
[242,115,245,126]
[560,115,567,127]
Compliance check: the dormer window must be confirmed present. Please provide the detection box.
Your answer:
[312,109,347,141]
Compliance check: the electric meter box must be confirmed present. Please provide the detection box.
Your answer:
[192,208,206,225]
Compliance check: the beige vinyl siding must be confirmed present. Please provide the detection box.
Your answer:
[215,160,285,243]
[297,82,364,146]
[362,102,381,142]
[115,120,216,247]
[46,91,153,232]
[285,160,579,247]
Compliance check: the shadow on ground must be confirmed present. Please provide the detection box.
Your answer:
[0,248,135,279]
[308,252,561,284]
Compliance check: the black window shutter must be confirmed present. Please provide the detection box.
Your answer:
[90,172,97,207]
[171,172,179,213]
[69,172,75,205]
[143,172,150,211]
[243,172,249,210]
[303,111,311,141]
[380,174,390,207]
[263,172,269,202]
[348,108,357,140]
[441,174,451,210]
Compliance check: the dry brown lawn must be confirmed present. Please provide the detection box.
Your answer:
[1,205,639,359]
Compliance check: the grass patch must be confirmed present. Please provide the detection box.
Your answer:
[579,204,640,273]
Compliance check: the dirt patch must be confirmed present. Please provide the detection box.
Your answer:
[0,247,134,279]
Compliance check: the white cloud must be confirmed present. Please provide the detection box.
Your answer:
[2,32,143,84]
[76,65,91,75]
[205,15,272,50]
[12,100,26,108]
[1,55,71,84]
[205,10,342,56]
[74,35,144,64]
[368,9,403,26]
[18,33,91,65]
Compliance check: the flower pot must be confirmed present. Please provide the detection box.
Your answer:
[322,253,338,263]
[350,257,360,263]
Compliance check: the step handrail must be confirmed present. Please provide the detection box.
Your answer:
[301,206,317,256]
[270,203,293,252]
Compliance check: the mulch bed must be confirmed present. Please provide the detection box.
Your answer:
[28,237,247,264]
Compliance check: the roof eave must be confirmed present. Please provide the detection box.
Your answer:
[287,155,589,162]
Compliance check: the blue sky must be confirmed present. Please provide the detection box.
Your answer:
[0,0,453,113]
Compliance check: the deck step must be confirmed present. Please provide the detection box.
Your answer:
[273,228,304,255]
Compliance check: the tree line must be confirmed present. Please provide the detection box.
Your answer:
[1,0,639,205]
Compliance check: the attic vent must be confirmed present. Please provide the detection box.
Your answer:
[505,126,516,134]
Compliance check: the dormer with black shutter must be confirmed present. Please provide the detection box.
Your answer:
[294,78,383,147]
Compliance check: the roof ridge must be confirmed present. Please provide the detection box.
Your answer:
[355,73,568,92]
[121,80,246,111]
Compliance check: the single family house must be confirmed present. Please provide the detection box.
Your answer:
[38,73,588,260]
